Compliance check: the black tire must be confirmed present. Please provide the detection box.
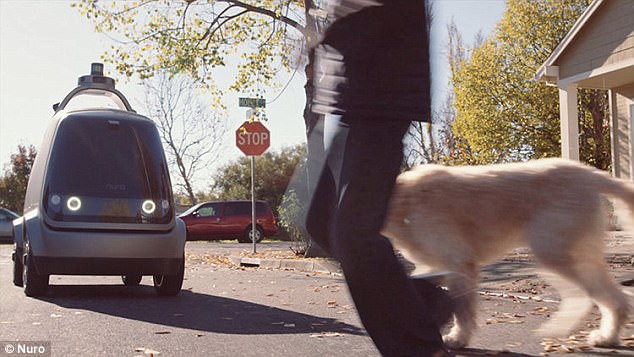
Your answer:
[153,256,184,297]
[122,274,142,286]
[23,250,49,297]
[240,226,264,243]
[13,247,23,287]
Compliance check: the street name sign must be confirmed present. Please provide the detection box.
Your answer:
[239,97,266,108]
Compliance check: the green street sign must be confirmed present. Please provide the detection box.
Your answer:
[239,97,266,108]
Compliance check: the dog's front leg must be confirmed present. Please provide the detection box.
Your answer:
[443,270,479,349]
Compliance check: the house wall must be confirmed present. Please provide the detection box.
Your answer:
[557,0,634,80]
[614,83,634,179]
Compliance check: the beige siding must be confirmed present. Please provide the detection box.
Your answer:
[613,83,634,179]
[558,0,634,79]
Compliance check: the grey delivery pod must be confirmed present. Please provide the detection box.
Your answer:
[12,63,186,297]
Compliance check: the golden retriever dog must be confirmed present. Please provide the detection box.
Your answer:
[382,158,631,349]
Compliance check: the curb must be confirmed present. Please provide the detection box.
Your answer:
[232,256,341,274]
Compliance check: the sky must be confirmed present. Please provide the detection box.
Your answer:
[0,0,505,189]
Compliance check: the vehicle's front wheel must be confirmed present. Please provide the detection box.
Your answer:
[122,274,142,286]
[13,248,23,287]
[23,251,49,297]
[153,257,184,297]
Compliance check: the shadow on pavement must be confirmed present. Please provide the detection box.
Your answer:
[580,346,634,355]
[480,262,538,284]
[39,284,366,337]
[455,348,536,356]
[456,346,633,356]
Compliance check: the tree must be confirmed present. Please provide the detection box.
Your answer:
[578,89,611,169]
[278,189,309,254]
[0,145,37,213]
[201,144,306,215]
[73,0,328,132]
[450,0,610,168]
[404,20,480,167]
[143,72,226,204]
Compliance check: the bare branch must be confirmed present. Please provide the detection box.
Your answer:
[143,72,226,204]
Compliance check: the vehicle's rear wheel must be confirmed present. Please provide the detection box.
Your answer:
[240,226,264,243]
[13,247,23,287]
[23,250,49,297]
[153,256,184,297]
[122,274,142,286]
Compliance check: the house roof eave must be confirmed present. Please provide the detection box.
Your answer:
[535,0,606,82]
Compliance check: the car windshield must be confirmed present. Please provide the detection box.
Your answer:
[44,113,173,224]
[180,203,204,217]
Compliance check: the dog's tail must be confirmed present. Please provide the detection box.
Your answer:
[589,166,634,230]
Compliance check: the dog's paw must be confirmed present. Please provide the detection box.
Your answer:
[442,332,467,350]
[588,329,620,347]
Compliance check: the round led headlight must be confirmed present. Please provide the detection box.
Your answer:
[67,196,82,211]
[142,200,156,215]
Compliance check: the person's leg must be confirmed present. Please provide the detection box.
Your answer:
[305,165,336,253]
[330,118,445,356]
[305,116,339,254]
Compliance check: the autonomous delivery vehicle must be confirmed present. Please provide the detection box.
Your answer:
[12,63,186,297]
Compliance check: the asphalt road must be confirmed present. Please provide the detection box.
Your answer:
[1,240,634,356]
[0,242,376,357]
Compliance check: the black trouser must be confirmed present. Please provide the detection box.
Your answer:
[305,115,444,356]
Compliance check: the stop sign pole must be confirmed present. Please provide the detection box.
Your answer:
[236,99,269,253]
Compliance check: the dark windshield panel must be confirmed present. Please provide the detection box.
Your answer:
[44,113,173,224]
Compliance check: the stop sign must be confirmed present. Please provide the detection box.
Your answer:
[236,121,270,156]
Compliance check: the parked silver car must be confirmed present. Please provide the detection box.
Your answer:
[0,207,19,243]
[12,63,186,297]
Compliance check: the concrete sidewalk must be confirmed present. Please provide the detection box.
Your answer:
[185,240,343,275]
[187,232,634,280]
[229,231,634,275]
[235,255,341,274]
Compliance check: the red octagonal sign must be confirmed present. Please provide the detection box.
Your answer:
[236,121,270,156]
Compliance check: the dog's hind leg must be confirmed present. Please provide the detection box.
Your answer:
[442,265,479,349]
[530,221,629,346]
[546,258,628,346]
[586,275,630,346]
[536,270,593,338]
[561,258,629,346]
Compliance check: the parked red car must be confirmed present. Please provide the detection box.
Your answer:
[179,200,279,243]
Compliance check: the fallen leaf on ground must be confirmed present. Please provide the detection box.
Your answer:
[134,347,161,356]
[310,332,344,338]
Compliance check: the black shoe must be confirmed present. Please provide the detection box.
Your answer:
[434,347,456,357]
[419,345,456,357]
[411,273,456,328]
